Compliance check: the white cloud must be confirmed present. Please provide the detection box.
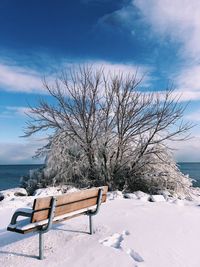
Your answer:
[0,60,152,94]
[171,65,200,101]
[87,60,152,85]
[0,63,43,93]
[134,0,200,60]
[170,136,200,162]
[133,0,200,101]
[98,4,135,30]
[168,90,200,102]
[175,65,200,92]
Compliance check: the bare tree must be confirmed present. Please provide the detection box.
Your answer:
[23,65,192,193]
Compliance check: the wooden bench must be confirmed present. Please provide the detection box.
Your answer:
[7,186,108,260]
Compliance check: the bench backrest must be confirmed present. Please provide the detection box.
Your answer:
[31,186,108,223]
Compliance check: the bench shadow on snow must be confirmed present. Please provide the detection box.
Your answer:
[55,226,89,235]
[0,228,33,247]
[0,250,38,259]
[0,222,90,259]
[0,229,37,259]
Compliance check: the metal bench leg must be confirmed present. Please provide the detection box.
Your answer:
[39,232,44,260]
[89,215,93,235]
[38,197,56,260]
[87,188,103,235]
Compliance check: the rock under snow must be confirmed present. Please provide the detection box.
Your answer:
[157,190,172,200]
[33,186,80,197]
[0,193,4,201]
[134,191,150,202]
[33,187,62,197]
[123,193,138,200]
[150,195,166,202]
[0,188,27,200]
[107,191,123,200]
[173,199,184,206]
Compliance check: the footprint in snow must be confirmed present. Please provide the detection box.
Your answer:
[127,248,144,262]
[122,230,130,236]
[99,230,144,264]
[99,233,124,249]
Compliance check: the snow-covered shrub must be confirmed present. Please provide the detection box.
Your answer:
[21,133,192,198]
[124,145,193,197]
[21,65,193,196]
[20,167,48,195]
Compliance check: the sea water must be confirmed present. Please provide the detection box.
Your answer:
[0,163,200,190]
[0,164,43,190]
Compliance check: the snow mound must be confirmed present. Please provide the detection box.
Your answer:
[150,195,166,202]
[134,191,150,202]
[107,191,123,200]
[123,193,138,199]
[173,199,184,206]
[157,190,172,200]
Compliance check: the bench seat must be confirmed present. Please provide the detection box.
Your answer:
[7,186,108,259]
[7,205,97,234]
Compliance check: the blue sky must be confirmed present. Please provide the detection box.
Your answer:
[0,0,200,164]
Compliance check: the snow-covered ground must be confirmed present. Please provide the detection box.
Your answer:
[1,190,200,267]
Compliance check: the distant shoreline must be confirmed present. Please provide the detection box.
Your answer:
[0,164,44,166]
[0,162,200,166]
[0,163,200,191]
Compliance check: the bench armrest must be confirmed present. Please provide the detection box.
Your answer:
[10,208,33,225]
[86,188,103,216]
[40,196,56,233]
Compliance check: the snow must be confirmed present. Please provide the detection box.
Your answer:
[1,191,200,266]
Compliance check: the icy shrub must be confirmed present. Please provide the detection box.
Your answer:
[21,66,193,196]
[21,133,193,198]
[20,167,48,195]
[125,146,193,197]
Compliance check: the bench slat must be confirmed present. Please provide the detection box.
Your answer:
[32,194,107,223]
[33,186,108,211]
[31,187,108,223]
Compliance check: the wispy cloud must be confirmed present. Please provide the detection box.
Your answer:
[170,135,200,162]
[172,91,200,102]
[0,106,31,118]
[133,0,200,101]
[0,63,43,93]
[186,110,200,122]
[171,65,200,101]
[134,0,200,61]
[98,4,135,30]
[0,138,46,164]
[86,60,152,85]
[0,59,152,94]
